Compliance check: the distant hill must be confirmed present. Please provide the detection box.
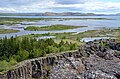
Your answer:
[0,12,113,16]
[41,12,104,16]
[116,13,120,15]
[0,13,41,16]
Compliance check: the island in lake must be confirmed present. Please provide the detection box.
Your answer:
[0,0,120,79]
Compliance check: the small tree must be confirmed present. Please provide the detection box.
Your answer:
[17,50,29,61]
[46,46,59,54]
[59,40,64,47]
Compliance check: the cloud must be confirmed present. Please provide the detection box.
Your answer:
[54,0,120,13]
[55,0,85,4]
[55,0,96,4]
[0,0,55,12]
[0,0,120,13]
[0,7,16,12]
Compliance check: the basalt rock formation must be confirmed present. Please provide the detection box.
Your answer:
[0,39,120,79]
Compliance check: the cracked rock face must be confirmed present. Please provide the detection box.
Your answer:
[83,70,118,79]
[1,39,120,79]
[50,57,85,79]
[49,39,120,79]
[82,55,120,79]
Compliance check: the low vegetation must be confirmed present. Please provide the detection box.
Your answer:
[0,36,78,73]
[23,27,120,44]
[0,17,47,25]
[24,25,87,31]
[0,29,19,34]
[0,25,120,73]
[0,17,114,25]
[63,18,114,20]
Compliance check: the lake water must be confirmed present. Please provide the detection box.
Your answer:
[0,15,120,38]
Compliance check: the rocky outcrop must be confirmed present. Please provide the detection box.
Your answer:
[0,39,120,79]
[50,39,120,79]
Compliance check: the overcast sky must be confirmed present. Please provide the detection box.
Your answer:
[0,0,120,14]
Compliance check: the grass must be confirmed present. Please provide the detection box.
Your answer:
[19,32,84,46]
[0,17,47,25]
[0,32,82,74]
[24,25,87,31]
[0,29,19,34]
[1,27,120,74]
[22,26,120,43]
[63,18,114,20]
[0,17,114,25]
[0,58,17,74]
[54,39,83,45]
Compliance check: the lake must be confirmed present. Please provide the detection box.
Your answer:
[0,15,120,38]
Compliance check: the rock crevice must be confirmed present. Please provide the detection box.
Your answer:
[0,39,120,79]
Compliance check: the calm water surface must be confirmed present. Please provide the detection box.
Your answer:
[0,15,120,38]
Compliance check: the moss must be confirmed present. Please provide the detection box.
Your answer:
[45,66,51,71]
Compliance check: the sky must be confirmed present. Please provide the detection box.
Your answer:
[0,0,120,14]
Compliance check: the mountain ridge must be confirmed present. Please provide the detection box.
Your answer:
[0,12,109,16]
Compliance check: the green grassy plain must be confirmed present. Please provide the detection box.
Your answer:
[24,25,87,31]
[0,29,19,34]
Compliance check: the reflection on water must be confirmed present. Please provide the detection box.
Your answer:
[0,15,120,38]
[0,27,95,38]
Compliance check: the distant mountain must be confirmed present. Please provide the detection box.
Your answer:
[116,13,120,15]
[0,12,110,16]
[41,12,83,16]
[0,13,41,16]
[40,12,105,16]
